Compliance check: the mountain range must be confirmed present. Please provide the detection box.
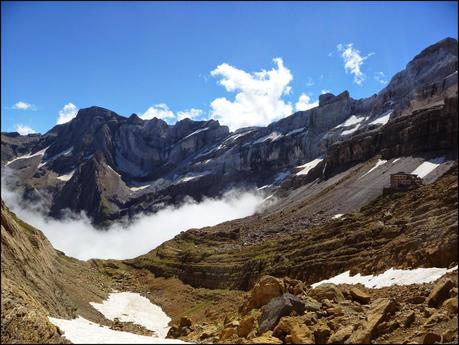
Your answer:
[2,37,457,226]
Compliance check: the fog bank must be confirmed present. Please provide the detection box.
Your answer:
[1,174,264,260]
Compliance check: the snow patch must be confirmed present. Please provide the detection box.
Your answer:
[106,164,121,178]
[90,292,171,338]
[130,185,151,192]
[176,171,211,184]
[411,157,445,179]
[183,127,209,140]
[223,130,254,144]
[392,158,401,163]
[296,158,323,176]
[48,316,188,344]
[257,185,271,191]
[264,194,274,201]
[370,110,392,126]
[57,170,75,182]
[341,126,361,136]
[253,132,283,144]
[360,159,387,179]
[5,146,49,166]
[335,115,367,129]
[332,214,344,219]
[285,127,305,136]
[38,146,73,168]
[312,265,458,289]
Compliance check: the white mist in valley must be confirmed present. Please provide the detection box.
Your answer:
[1,174,265,260]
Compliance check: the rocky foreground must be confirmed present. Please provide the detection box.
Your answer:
[165,274,458,344]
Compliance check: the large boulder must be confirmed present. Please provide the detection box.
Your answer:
[427,278,455,307]
[238,315,256,338]
[345,298,397,344]
[258,293,306,334]
[242,276,285,312]
[272,316,314,344]
[309,284,345,303]
[328,324,356,344]
[349,287,371,304]
[442,297,458,315]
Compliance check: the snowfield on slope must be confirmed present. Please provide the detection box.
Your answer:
[56,170,75,182]
[5,146,49,166]
[90,292,171,338]
[369,110,392,126]
[411,156,445,178]
[311,265,458,289]
[296,158,323,176]
[48,316,188,344]
[49,292,189,344]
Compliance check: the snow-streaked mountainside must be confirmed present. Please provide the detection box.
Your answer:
[1,37,458,226]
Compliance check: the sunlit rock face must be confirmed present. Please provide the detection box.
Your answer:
[1,37,457,225]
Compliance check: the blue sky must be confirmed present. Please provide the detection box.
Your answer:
[2,1,457,133]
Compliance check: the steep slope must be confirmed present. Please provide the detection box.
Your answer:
[127,163,458,290]
[2,37,457,225]
[0,200,113,343]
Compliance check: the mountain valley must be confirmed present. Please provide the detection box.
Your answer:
[1,37,458,344]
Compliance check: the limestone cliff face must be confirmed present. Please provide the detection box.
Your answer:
[1,37,457,224]
[323,95,458,178]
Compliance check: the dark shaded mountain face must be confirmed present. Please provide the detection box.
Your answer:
[1,37,458,225]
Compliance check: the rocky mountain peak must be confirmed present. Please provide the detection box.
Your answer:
[318,90,350,107]
[408,37,458,68]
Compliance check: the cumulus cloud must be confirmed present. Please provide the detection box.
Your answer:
[12,101,35,110]
[1,170,265,260]
[15,124,36,135]
[139,103,175,121]
[57,103,79,124]
[139,105,205,123]
[337,43,374,85]
[374,71,388,84]
[295,93,319,111]
[209,58,294,131]
[305,77,315,87]
[176,108,204,121]
[321,89,331,94]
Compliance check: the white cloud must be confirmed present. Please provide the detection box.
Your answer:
[295,93,319,112]
[176,108,204,121]
[139,103,175,121]
[15,124,36,135]
[337,43,374,85]
[321,89,331,95]
[57,103,79,124]
[12,101,35,110]
[305,77,315,87]
[139,104,204,123]
[1,171,264,260]
[209,58,294,131]
[374,71,388,84]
